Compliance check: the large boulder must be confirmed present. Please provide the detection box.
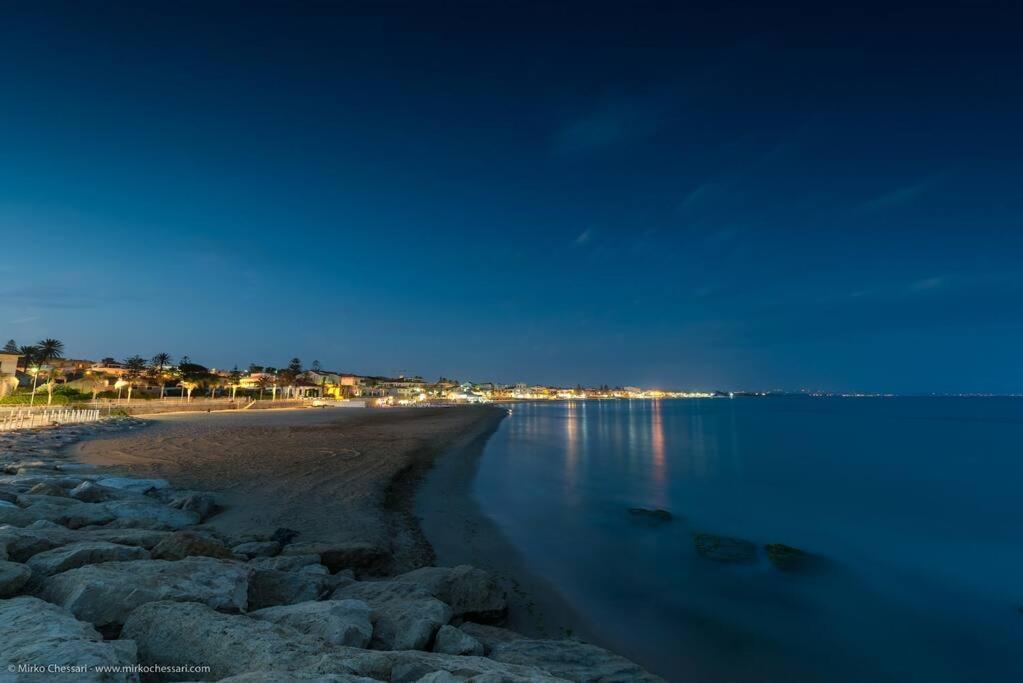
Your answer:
[216,675,374,683]
[0,560,33,597]
[102,500,200,530]
[233,541,281,558]
[43,557,252,628]
[0,505,39,527]
[27,481,66,497]
[69,481,121,503]
[248,568,331,610]
[122,600,327,680]
[489,638,665,683]
[95,477,169,493]
[123,601,558,682]
[332,579,452,651]
[81,528,170,549]
[0,596,138,682]
[249,599,373,648]
[432,624,484,656]
[458,622,525,654]
[339,649,569,682]
[150,531,235,561]
[27,541,150,576]
[166,492,218,521]
[395,565,507,623]
[284,542,391,576]
[0,527,166,563]
[248,554,323,573]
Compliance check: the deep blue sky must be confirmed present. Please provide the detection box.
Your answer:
[2,2,1021,392]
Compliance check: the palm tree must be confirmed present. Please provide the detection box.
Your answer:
[150,352,172,399]
[17,345,37,374]
[255,375,271,400]
[123,355,147,404]
[180,380,198,402]
[41,375,57,405]
[35,339,65,364]
[228,366,242,400]
[3,339,17,354]
[84,374,107,400]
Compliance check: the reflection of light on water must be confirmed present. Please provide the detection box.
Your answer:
[565,401,578,492]
[651,399,666,499]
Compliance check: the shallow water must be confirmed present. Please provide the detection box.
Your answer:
[472,398,1023,682]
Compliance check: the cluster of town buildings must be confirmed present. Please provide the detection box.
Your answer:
[0,350,714,404]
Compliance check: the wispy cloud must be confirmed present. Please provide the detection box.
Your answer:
[574,229,592,246]
[677,183,722,213]
[859,180,933,212]
[909,276,945,292]
[554,99,662,155]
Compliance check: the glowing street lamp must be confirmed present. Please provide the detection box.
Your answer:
[29,365,40,406]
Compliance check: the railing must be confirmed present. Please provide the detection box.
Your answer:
[0,407,102,432]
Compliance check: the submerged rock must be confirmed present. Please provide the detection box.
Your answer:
[764,543,809,571]
[693,533,758,564]
[627,507,674,522]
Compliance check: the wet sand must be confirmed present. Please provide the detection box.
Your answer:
[416,418,605,644]
[72,405,505,573]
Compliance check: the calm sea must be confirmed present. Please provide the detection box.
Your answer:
[472,398,1023,682]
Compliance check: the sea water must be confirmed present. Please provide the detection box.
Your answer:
[471,398,1023,682]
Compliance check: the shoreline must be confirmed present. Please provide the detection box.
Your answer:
[416,411,607,646]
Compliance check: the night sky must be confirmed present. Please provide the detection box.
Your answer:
[2,2,1021,392]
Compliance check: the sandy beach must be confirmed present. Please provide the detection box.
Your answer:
[71,405,506,574]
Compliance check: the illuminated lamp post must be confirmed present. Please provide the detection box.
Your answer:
[29,365,40,406]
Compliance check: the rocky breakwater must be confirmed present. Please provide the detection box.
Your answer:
[1,418,664,682]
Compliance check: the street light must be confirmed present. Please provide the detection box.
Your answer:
[29,365,40,406]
